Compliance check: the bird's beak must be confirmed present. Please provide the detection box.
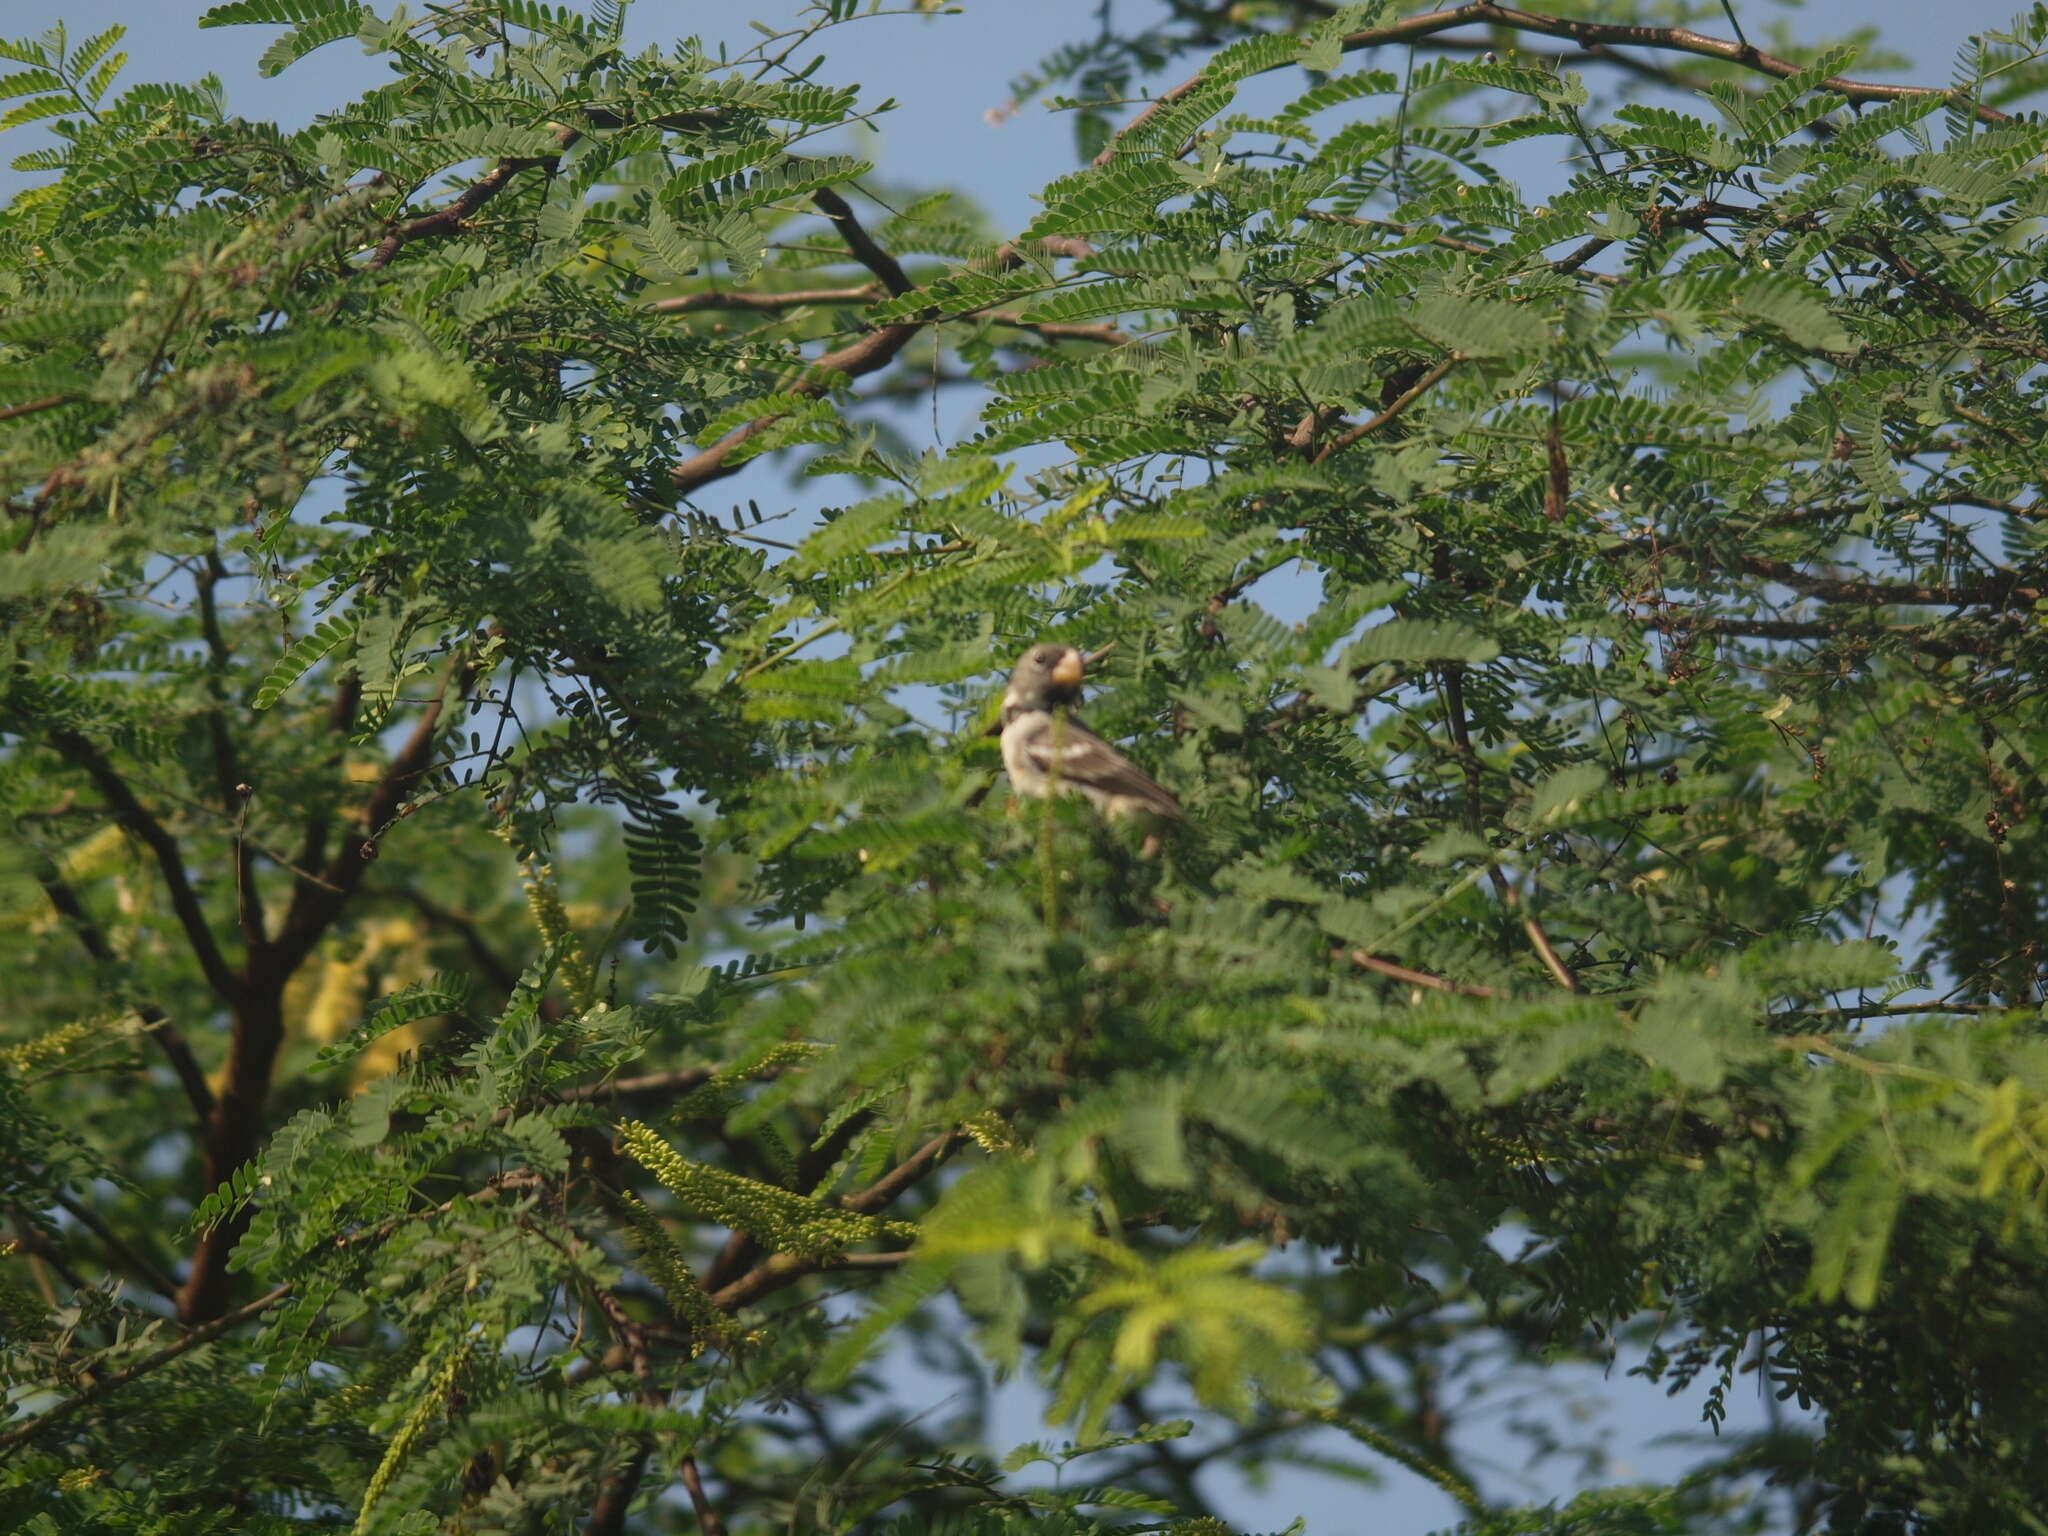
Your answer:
[1051,649,1085,688]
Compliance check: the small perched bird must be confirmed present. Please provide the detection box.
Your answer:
[999,644,1182,823]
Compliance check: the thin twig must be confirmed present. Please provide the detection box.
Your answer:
[34,865,215,1122]
[1339,948,1497,999]
[51,1191,180,1303]
[0,394,72,422]
[1094,0,2005,166]
[650,283,883,314]
[1651,613,1987,660]
[0,1284,291,1456]
[1495,880,1584,993]
[1314,354,1462,464]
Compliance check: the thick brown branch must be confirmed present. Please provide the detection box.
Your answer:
[46,729,242,1005]
[196,550,262,953]
[276,655,469,974]
[580,1283,664,1536]
[364,136,571,271]
[580,1450,649,1536]
[681,1456,729,1536]
[179,657,472,1323]
[810,188,913,297]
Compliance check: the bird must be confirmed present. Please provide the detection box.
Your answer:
[999,644,1182,824]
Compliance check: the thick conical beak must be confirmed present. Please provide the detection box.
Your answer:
[1051,648,1085,688]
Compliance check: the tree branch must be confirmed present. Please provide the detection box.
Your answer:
[810,188,913,297]
[51,1191,180,1303]
[1304,209,1622,285]
[984,311,1131,346]
[1735,553,2038,610]
[34,864,215,1124]
[842,1130,963,1215]
[579,1282,663,1536]
[681,1455,729,1536]
[46,729,243,1005]
[670,190,928,498]
[0,394,71,423]
[1095,1,2005,166]
[275,655,470,976]
[176,656,473,1322]
[650,290,1127,347]
[1339,948,1497,999]
[385,885,523,992]
[0,1284,290,1456]
[1314,354,1462,464]
[708,1132,962,1311]
[364,141,569,271]
[1494,879,1584,993]
[559,1067,717,1105]
[670,321,923,496]
[1654,613,1991,659]
[651,283,883,314]
[196,549,262,953]
[289,673,361,909]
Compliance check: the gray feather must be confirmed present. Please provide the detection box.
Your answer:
[999,708,1181,821]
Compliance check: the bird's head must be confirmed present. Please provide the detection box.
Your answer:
[1004,643,1085,712]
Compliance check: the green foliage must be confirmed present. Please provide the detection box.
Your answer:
[6,0,2048,1532]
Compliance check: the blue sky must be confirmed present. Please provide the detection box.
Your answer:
[3,1,2034,1529]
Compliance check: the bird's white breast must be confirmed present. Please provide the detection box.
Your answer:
[999,709,1053,797]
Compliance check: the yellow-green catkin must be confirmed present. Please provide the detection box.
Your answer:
[517,858,597,1010]
[611,1188,729,1348]
[355,1340,469,1534]
[617,1119,896,1259]
[0,1019,92,1072]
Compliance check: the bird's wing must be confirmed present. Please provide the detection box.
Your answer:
[1014,715,1182,819]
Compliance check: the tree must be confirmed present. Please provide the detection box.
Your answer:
[4,0,2048,1529]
